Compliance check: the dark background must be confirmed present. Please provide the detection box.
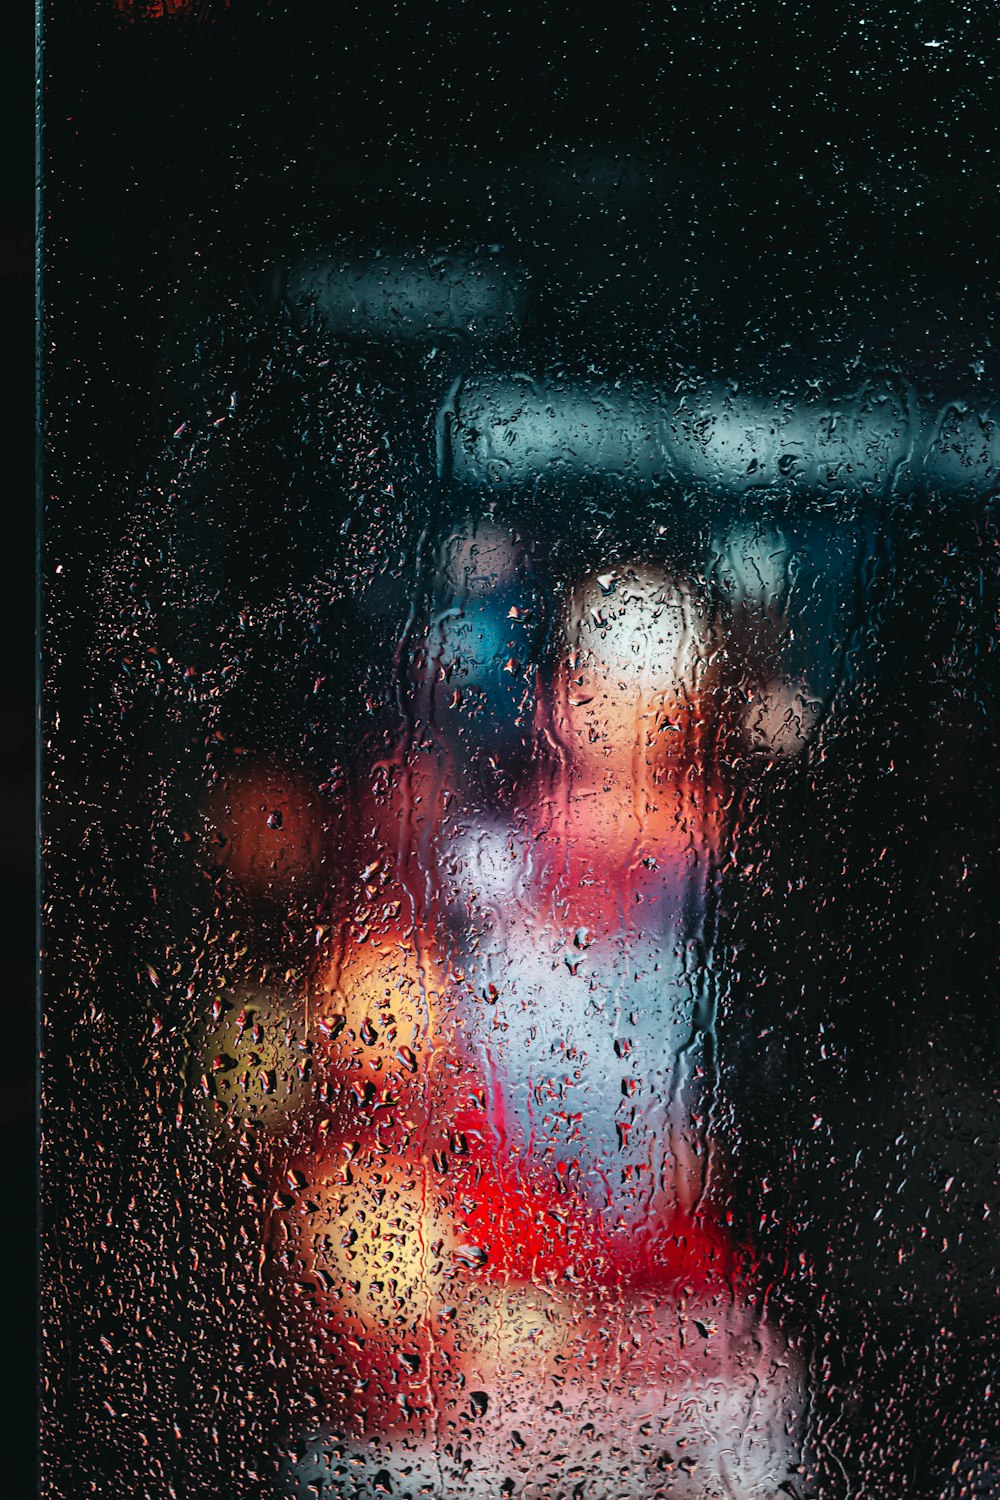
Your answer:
[9,0,34,1491]
[40,2,1000,1497]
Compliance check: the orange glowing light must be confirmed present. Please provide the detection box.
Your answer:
[311,928,445,1088]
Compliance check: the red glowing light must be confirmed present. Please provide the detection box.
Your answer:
[203,764,334,898]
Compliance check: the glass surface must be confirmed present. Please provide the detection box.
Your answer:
[42,5,1000,1497]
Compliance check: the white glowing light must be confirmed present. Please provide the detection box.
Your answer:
[279,1301,809,1497]
[557,566,710,765]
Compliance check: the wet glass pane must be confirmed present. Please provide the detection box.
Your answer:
[42,6,1000,1498]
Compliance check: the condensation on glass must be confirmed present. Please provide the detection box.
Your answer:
[42,33,1000,1500]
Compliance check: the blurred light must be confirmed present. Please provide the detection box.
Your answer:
[557,565,706,760]
[431,522,533,703]
[543,566,715,884]
[203,765,332,899]
[279,249,526,343]
[745,678,823,757]
[313,931,442,1088]
[439,521,524,596]
[711,522,791,614]
[187,986,308,1133]
[275,1153,455,1333]
[441,815,528,913]
[447,373,1000,496]
[276,1300,807,1496]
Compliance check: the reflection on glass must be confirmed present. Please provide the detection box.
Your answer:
[45,91,999,1494]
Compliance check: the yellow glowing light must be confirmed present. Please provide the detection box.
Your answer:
[276,1154,459,1333]
[186,985,309,1132]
